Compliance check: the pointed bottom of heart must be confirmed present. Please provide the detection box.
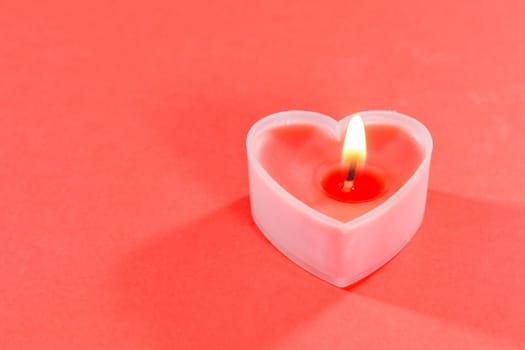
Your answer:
[252,210,418,287]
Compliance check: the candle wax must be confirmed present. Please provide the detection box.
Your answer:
[256,123,423,222]
[322,167,384,202]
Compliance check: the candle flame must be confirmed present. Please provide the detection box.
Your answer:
[342,114,367,169]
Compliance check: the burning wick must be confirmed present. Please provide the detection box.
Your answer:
[322,114,383,202]
[341,114,366,193]
[342,159,357,192]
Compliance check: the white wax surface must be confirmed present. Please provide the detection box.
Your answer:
[255,123,423,222]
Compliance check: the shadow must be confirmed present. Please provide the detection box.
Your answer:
[348,190,525,343]
[115,196,341,348]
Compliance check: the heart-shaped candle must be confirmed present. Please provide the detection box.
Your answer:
[247,110,433,287]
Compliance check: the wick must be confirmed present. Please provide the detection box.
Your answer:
[342,160,357,192]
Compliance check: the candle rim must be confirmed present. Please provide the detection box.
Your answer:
[247,110,433,228]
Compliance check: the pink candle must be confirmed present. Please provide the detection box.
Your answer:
[247,110,433,287]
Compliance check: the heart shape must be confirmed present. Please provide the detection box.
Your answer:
[247,110,433,287]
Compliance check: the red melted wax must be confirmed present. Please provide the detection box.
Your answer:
[322,168,384,203]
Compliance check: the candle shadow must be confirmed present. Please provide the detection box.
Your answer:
[115,196,341,348]
[347,190,525,343]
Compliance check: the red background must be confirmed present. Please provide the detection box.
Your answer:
[2,0,525,348]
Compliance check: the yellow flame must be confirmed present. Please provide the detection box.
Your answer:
[342,114,367,169]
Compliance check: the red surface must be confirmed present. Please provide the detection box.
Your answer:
[1,0,525,349]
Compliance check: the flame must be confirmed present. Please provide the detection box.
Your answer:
[342,114,367,169]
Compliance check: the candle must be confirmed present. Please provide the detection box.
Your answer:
[321,114,385,202]
[247,110,433,287]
